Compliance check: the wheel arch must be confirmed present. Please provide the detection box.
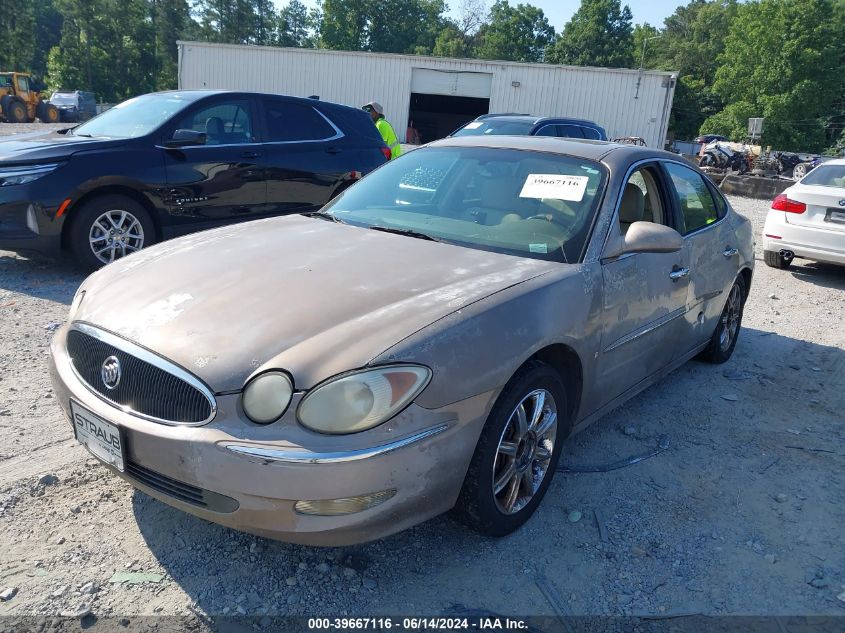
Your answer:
[60,185,163,251]
[738,266,753,304]
[525,343,583,434]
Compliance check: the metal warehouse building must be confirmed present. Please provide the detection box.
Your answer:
[178,41,677,147]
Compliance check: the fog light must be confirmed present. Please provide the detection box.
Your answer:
[294,490,396,516]
[26,205,39,235]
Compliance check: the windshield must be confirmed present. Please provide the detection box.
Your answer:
[453,120,535,137]
[323,147,606,263]
[800,164,845,187]
[72,93,194,138]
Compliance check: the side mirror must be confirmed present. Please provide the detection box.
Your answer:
[166,129,206,147]
[603,221,683,260]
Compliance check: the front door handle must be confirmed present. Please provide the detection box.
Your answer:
[723,247,739,257]
[241,151,260,159]
[325,147,341,155]
[669,267,690,281]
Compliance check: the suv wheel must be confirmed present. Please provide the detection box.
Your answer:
[67,195,155,269]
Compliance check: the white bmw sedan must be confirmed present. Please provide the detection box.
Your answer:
[763,158,845,268]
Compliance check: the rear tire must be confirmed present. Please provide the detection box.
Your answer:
[67,194,156,270]
[7,99,27,123]
[451,361,567,537]
[764,249,792,269]
[699,275,746,364]
[43,103,59,123]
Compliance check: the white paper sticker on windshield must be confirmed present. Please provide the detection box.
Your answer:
[463,121,483,129]
[519,174,589,202]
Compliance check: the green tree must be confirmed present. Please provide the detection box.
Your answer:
[433,22,471,57]
[475,1,554,63]
[320,0,368,50]
[32,0,64,79]
[548,0,633,68]
[152,0,192,90]
[195,0,259,44]
[277,0,316,47]
[702,0,845,151]
[0,0,37,72]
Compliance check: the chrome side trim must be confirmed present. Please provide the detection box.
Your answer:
[603,306,687,353]
[224,423,449,464]
[68,322,218,426]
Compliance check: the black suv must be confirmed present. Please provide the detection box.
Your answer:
[0,90,389,268]
[451,114,607,141]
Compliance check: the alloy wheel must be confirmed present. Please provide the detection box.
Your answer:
[719,283,742,353]
[89,209,145,264]
[492,389,558,515]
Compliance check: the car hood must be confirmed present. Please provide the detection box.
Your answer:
[74,215,556,392]
[0,131,124,164]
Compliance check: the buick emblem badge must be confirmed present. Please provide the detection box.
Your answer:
[101,356,122,390]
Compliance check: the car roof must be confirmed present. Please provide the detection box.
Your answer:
[146,89,355,112]
[426,134,674,164]
[475,114,603,127]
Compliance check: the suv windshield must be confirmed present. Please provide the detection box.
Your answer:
[800,164,845,187]
[72,93,195,139]
[453,120,535,137]
[50,93,77,105]
[323,147,606,263]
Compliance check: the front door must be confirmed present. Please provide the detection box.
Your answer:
[162,97,267,235]
[596,164,691,404]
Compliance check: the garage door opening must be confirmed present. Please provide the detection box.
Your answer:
[407,93,490,144]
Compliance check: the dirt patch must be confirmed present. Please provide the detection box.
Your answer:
[0,196,843,620]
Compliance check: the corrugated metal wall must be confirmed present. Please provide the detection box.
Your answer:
[178,41,676,148]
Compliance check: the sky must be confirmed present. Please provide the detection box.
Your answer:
[277,0,685,30]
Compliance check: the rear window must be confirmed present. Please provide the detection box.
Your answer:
[262,100,337,142]
[453,120,535,137]
[801,164,845,187]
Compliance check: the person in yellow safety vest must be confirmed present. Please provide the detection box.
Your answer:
[362,101,402,160]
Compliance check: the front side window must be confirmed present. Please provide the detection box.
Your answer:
[618,166,665,234]
[801,164,845,187]
[664,162,723,234]
[323,147,606,263]
[557,125,586,139]
[262,100,336,142]
[16,77,29,92]
[176,101,254,145]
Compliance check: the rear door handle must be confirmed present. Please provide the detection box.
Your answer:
[241,151,260,159]
[669,267,690,281]
[325,147,341,154]
[723,247,738,257]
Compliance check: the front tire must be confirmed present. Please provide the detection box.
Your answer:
[793,163,807,180]
[699,276,746,364]
[7,99,27,123]
[452,361,567,537]
[67,195,156,270]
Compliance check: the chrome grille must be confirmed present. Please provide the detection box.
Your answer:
[66,325,215,425]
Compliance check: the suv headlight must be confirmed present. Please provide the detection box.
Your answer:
[297,365,431,435]
[242,371,294,424]
[0,163,60,187]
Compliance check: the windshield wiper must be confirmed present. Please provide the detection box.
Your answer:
[300,210,345,224]
[368,225,440,242]
[72,132,93,137]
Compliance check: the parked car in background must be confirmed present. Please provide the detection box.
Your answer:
[451,114,607,141]
[48,90,97,122]
[49,136,753,545]
[694,134,727,144]
[762,158,845,268]
[0,90,389,268]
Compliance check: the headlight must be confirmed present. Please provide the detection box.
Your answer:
[297,365,431,435]
[0,163,60,187]
[242,371,293,424]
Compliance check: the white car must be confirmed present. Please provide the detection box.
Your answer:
[762,158,845,268]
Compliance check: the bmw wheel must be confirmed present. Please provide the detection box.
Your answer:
[792,163,808,180]
[67,194,156,270]
[453,361,567,536]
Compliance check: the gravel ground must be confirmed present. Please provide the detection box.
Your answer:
[0,121,843,622]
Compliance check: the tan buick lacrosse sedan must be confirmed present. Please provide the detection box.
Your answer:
[49,136,754,545]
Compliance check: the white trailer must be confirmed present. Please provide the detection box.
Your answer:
[178,41,677,147]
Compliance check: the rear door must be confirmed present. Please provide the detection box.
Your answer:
[788,165,845,242]
[259,97,350,214]
[162,96,267,233]
[662,161,738,356]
